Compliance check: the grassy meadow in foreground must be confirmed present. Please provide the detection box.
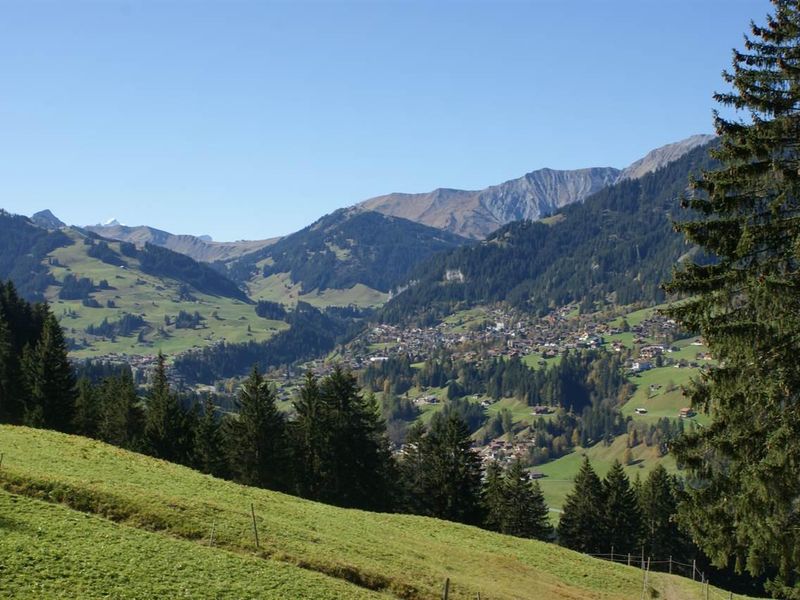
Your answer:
[0,425,758,600]
[0,490,382,600]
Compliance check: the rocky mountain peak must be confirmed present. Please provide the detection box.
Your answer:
[31,209,66,230]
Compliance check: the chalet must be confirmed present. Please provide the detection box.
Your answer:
[640,345,665,359]
[679,407,697,418]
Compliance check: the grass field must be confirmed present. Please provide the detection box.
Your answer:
[46,230,287,359]
[0,490,381,599]
[0,426,757,600]
[536,436,678,513]
[247,271,388,308]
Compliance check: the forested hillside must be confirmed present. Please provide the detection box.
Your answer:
[227,208,469,294]
[0,211,72,301]
[380,142,718,324]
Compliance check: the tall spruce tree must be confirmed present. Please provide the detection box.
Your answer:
[291,371,326,499]
[225,366,287,490]
[97,371,143,450]
[399,419,428,514]
[664,2,800,593]
[482,460,506,532]
[0,311,11,422]
[315,366,395,511]
[194,395,227,478]
[602,460,641,556]
[21,312,76,431]
[638,465,690,563]
[144,352,194,463]
[415,412,483,525]
[73,376,99,437]
[557,456,606,553]
[501,460,553,541]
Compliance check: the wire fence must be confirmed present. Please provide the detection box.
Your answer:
[585,552,744,600]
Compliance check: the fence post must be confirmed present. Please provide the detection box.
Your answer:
[692,559,696,581]
[611,545,614,562]
[640,557,651,600]
[628,553,631,567]
[442,577,450,600]
[250,503,260,549]
[669,555,672,575]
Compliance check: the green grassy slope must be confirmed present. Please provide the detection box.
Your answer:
[247,270,388,309]
[0,490,382,600]
[0,426,757,600]
[45,229,287,358]
[536,436,677,513]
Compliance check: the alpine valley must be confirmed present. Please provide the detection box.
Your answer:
[1,133,766,598]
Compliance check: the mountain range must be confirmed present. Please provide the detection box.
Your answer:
[379,140,718,324]
[84,222,279,264]
[359,134,714,239]
[6,133,716,360]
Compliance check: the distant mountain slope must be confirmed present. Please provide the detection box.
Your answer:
[361,167,620,240]
[379,141,718,324]
[0,211,284,357]
[359,135,713,239]
[0,210,73,301]
[31,209,66,230]
[227,207,470,295]
[617,134,715,181]
[85,222,278,263]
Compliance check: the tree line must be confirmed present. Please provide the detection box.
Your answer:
[0,278,763,595]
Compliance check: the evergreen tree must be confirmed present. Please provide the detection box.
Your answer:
[225,366,287,490]
[315,366,395,510]
[97,372,143,450]
[558,456,606,553]
[482,460,506,532]
[638,465,689,562]
[664,2,800,591]
[501,460,553,541]
[415,412,483,525]
[194,395,227,477]
[144,352,194,463]
[21,312,76,431]
[602,460,641,556]
[0,312,11,422]
[399,419,428,514]
[73,376,99,437]
[291,371,326,499]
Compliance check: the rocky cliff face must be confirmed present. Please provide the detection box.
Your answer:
[359,135,714,239]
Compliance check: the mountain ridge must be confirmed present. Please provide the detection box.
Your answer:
[359,134,714,239]
[226,207,471,299]
[84,222,279,263]
[379,140,718,324]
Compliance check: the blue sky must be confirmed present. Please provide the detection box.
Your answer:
[0,0,770,240]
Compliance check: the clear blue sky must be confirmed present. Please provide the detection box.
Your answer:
[0,0,770,240]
